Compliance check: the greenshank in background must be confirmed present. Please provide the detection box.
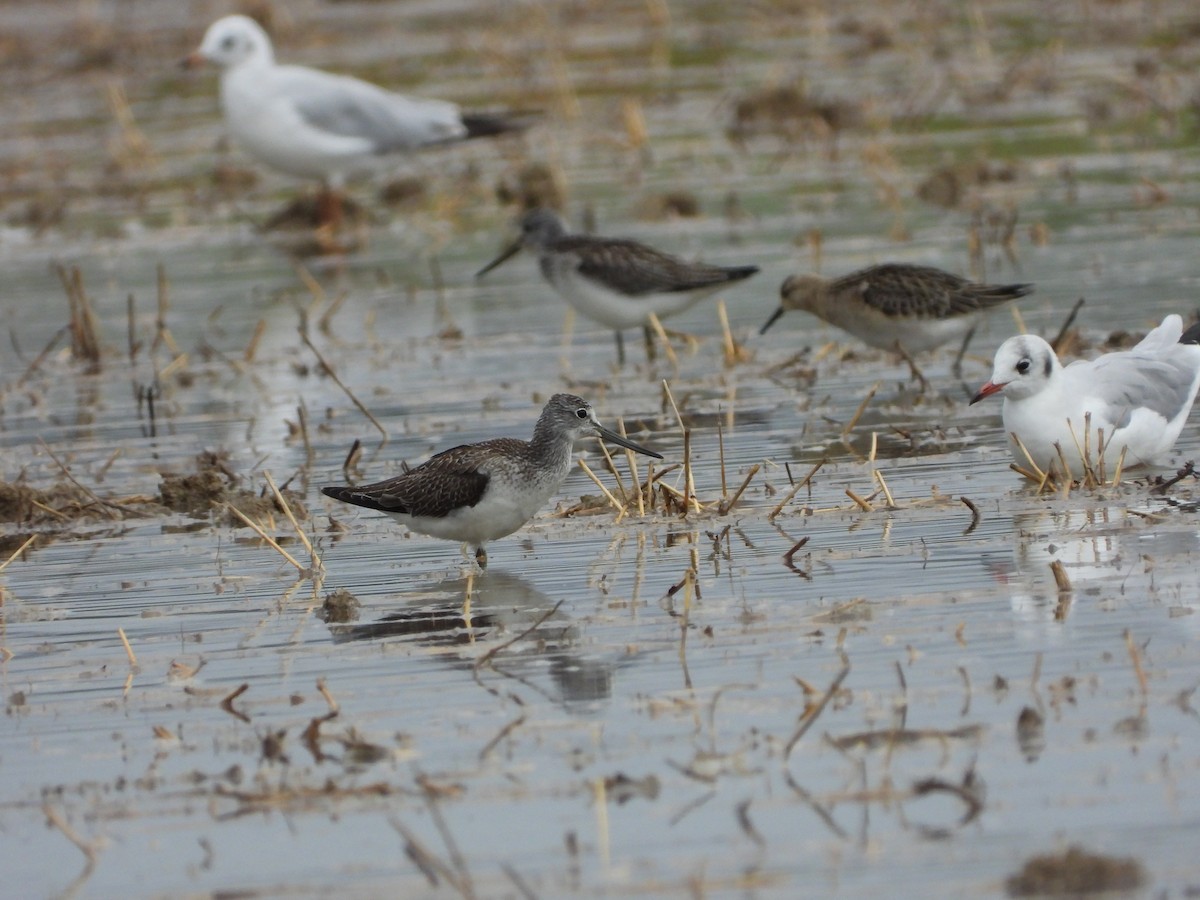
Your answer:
[477,208,759,364]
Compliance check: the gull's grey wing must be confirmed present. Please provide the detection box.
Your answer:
[274,65,466,152]
[1067,351,1200,427]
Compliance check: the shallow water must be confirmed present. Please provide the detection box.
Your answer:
[3,2,1200,897]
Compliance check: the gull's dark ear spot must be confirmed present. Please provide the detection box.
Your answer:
[1044,355,1052,378]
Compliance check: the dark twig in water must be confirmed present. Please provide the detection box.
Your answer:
[1150,460,1195,495]
[783,537,810,575]
[478,715,527,763]
[1050,297,1086,354]
[475,601,564,671]
[300,328,388,445]
[38,438,127,518]
[959,496,981,533]
[16,324,68,387]
[785,651,850,760]
[783,772,848,839]
[219,683,251,723]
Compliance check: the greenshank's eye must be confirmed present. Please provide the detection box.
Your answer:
[575,407,588,419]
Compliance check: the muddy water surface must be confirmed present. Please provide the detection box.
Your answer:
[3,1,1200,897]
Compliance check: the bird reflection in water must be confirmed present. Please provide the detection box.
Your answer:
[326,569,616,710]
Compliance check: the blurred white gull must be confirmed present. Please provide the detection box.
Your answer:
[185,15,527,227]
[972,314,1200,477]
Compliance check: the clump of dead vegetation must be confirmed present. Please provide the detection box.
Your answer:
[158,451,308,525]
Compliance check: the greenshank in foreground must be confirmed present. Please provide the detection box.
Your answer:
[185,15,528,229]
[971,314,1200,477]
[761,263,1033,375]
[476,208,759,364]
[322,394,662,567]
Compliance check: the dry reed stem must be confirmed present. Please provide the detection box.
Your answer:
[1050,297,1086,353]
[106,80,153,163]
[768,459,824,521]
[224,504,307,573]
[1010,433,1049,483]
[244,319,266,363]
[682,429,693,518]
[316,677,339,714]
[1125,630,1148,698]
[716,298,740,366]
[616,419,645,517]
[646,312,679,367]
[718,464,759,515]
[301,331,388,445]
[577,459,625,517]
[57,265,101,371]
[117,627,138,667]
[0,535,38,574]
[42,804,100,866]
[845,488,873,512]
[873,469,896,509]
[717,418,728,498]
[842,381,880,443]
[1050,560,1072,593]
[594,777,611,870]
[155,263,181,356]
[597,441,628,504]
[264,471,323,573]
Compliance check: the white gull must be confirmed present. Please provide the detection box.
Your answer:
[185,15,525,224]
[971,314,1200,477]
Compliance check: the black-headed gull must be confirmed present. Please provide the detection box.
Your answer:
[185,15,526,226]
[971,314,1200,476]
[760,263,1032,376]
[475,208,759,364]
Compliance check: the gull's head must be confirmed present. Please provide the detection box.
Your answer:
[187,15,274,70]
[971,334,1058,404]
[540,393,663,459]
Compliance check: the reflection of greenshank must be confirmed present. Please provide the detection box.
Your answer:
[761,263,1032,373]
[476,208,759,364]
[322,394,661,567]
